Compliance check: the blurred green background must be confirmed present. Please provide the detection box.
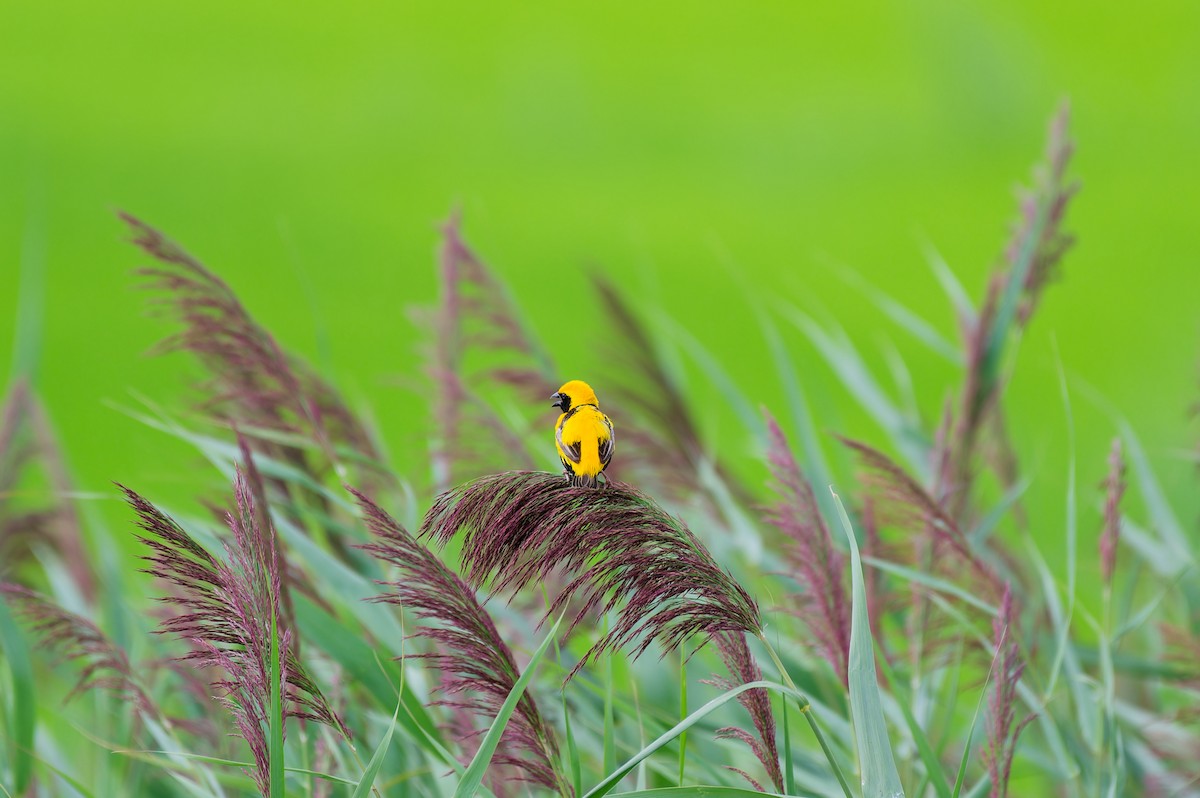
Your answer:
[1,1,1197,544]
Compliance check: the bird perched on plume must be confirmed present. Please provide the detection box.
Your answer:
[551,380,615,488]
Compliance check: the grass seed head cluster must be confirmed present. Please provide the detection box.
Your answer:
[1,104,1196,798]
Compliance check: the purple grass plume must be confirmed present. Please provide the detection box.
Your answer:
[762,410,851,685]
[703,631,783,792]
[1007,102,1078,327]
[944,104,1077,522]
[589,275,750,507]
[122,472,346,795]
[1099,437,1126,587]
[0,584,152,715]
[351,487,571,796]
[840,436,1006,602]
[419,470,762,677]
[983,584,1035,798]
[120,213,382,477]
[419,212,555,489]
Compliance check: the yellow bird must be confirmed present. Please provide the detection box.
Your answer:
[550,380,615,488]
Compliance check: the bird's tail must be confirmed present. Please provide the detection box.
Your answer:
[569,473,599,488]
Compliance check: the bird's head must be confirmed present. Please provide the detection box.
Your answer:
[551,380,599,413]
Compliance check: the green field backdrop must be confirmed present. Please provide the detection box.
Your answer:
[2,1,1197,560]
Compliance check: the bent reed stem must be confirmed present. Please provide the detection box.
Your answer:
[757,631,854,798]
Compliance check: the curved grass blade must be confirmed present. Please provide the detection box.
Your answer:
[950,639,1001,798]
[608,788,779,797]
[862,557,996,615]
[0,597,35,794]
[452,611,565,798]
[350,698,402,798]
[582,680,814,798]
[269,605,284,798]
[873,646,951,798]
[113,751,357,787]
[832,490,905,798]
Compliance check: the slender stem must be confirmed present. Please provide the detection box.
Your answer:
[757,632,854,798]
[678,645,688,786]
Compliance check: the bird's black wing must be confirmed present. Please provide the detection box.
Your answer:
[599,416,615,470]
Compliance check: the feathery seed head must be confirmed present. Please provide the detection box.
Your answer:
[122,474,345,794]
[0,584,152,715]
[419,470,761,677]
[120,212,382,481]
[762,410,850,684]
[1100,437,1126,586]
[704,630,783,791]
[352,487,570,795]
[984,584,1035,798]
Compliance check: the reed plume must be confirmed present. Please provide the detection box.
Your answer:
[704,630,783,791]
[121,213,381,477]
[122,472,345,794]
[0,584,150,714]
[763,410,850,684]
[983,584,1034,798]
[590,275,749,506]
[420,212,554,489]
[352,486,570,795]
[1099,437,1125,586]
[420,470,761,676]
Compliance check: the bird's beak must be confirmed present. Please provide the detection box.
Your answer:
[550,392,564,409]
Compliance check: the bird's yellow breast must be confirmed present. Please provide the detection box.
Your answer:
[555,406,612,478]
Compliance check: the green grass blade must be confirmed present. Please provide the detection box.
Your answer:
[563,692,582,798]
[1120,421,1192,568]
[452,611,565,798]
[604,620,617,777]
[781,694,794,795]
[678,650,688,785]
[350,698,402,798]
[292,595,441,750]
[114,750,358,786]
[0,596,36,794]
[831,266,961,364]
[920,242,974,323]
[758,313,839,527]
[873,644,952,798]
[606,788,779,797]
[832,490,905,798]
[950,638,1001,798]
[269,604,285,798]
[784,309,929,479]
[582,680,804,798]
[862,557,996,615]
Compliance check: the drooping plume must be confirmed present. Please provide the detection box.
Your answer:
[121,213,382,479]
[840,436,1005,602]
[0,584,151,715]
[703,631,783,792]
[352,487,570,796]
[419,470,761,676]
[122,474,345,794]
[590,275,749,506]
[418,212,555,489]
[762,411,850,684]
